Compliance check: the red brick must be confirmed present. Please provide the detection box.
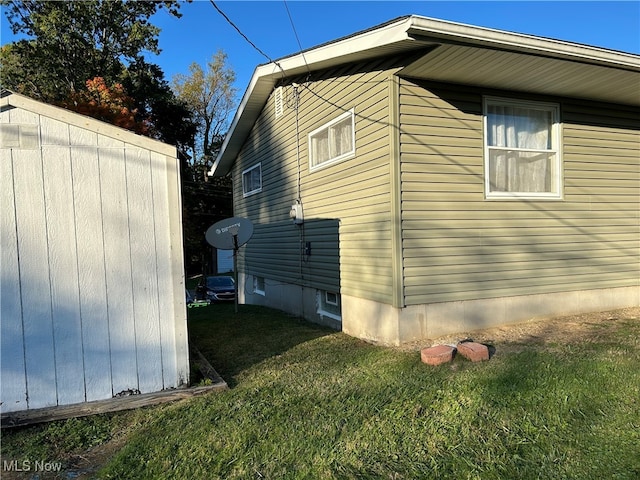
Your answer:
[457,341,489,362]
[420,345,455,366]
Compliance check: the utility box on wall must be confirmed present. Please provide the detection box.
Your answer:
[0,90,189,414]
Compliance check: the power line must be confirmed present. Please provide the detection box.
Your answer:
[282,0,310,79]
[209,1,286,76]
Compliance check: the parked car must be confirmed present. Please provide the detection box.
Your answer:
[196,275,236,302]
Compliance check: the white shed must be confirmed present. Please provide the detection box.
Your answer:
[0,90,189,414]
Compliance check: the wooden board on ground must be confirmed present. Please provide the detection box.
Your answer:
[1,346,227,428]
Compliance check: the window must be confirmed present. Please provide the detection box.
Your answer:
[317,290,341,321]
[253,276,265,296]
[325,291,338,306]
[242,163,262,197]
[309,109,355,171]
[484,97,561,199]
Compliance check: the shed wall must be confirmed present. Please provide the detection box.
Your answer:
[398,79,640,306]
[1,102,188,413]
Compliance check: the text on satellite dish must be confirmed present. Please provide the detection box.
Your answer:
[216,222,241,235]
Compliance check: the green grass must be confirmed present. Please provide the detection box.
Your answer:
[2,305,639,479]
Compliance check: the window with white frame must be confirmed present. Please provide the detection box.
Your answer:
[242,163,262,197]
[484,97,561,199]
[309,109,355,171]
[317,290,341,321]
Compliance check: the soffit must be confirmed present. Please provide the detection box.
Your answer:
[399,43,640,106]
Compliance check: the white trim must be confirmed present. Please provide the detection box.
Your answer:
[242,162,262,197]
[318,309,342,322]
[483,96,562,200]
[2,91,177,156]
[325,291,339,306]
[308,109,355,172]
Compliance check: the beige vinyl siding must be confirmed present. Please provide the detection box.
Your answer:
[399,79,640,305]
[233,57,403,303]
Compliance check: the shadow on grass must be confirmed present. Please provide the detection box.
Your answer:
[188,303,335,387]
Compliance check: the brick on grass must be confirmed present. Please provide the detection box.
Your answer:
[421,345,455,366]
[457,341,489,362]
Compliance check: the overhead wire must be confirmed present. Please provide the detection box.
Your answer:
[283,0,311,82]
[209,0,286,78]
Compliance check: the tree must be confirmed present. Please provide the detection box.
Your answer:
[60,76,147,134]
[172,52,237,275]
[172,51,237,167]
[119,58,197,153]
[1,0,180,98]
[0,0,195,147]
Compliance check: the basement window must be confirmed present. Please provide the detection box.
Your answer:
[242,163,262,197]
[253,276,265,296]
[309,109,355,171]
[484,97,561,199]
[317,290,341,322]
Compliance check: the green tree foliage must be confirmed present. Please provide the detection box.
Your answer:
[0,0,196,147]
[173,50,237,162]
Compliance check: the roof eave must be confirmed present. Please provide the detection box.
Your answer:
[407,16,639,69]
[210,15,640,177]
[210,16,416,176]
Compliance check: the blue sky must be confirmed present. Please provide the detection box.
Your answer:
[2,1,639,102]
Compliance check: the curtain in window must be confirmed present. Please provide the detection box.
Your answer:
[488,105,552,193]
[312,130,329,166]
[243,166,261,194]
[332,118,353,157]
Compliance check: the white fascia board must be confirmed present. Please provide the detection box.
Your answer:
[408,16,640,70]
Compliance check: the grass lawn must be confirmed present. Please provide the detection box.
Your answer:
[2,304,639,479]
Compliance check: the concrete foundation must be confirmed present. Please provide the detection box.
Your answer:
[238,273,342,330]
[239,273,638,346]
[344,286,639,345]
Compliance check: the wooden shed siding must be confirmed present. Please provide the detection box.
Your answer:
[398,79,640,306]
[1,102,186,412]
[233,59,401,302]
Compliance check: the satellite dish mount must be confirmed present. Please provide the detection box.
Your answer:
[205,217,254,313]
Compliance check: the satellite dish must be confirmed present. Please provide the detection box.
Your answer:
[206,216,254,250]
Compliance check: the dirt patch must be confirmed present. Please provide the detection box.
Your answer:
[56,433,127,480]
[401,306,640,354]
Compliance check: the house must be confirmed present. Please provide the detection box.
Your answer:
[210,16,640,345]
[1,90,189,413]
